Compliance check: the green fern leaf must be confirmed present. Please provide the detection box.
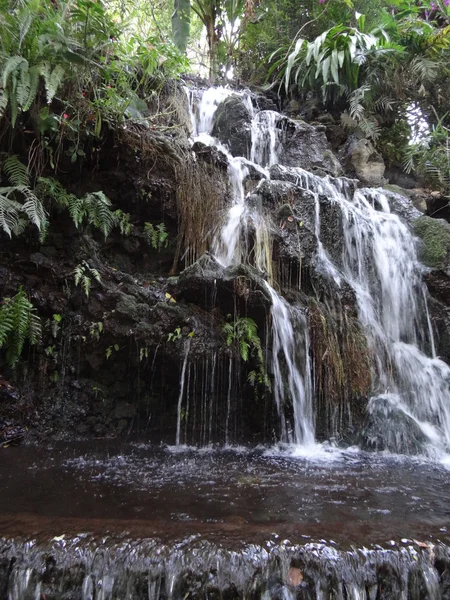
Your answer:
[2,56,27,88]
[3,155,29,187]
[0,89,9,118]
[22,65,39,112]
[82,275,91,298]
[0,192,21,237]
[47,64,65,103]
[16,62,31,109]
[21,187,48,231]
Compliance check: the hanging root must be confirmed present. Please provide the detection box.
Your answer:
[308,299,372,437]
[171,154,229,272]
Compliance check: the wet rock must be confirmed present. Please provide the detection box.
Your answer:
[385,167,420,190]
[191,141,229,169]
[413,216,450,269]
[374,188,422,224]
[115,292,151,323]
[347,138,386,186]
[281,119,343,177]
[177,253,272,317]
[383,184,428,214]
[212,95,252,158]
[361,395,430,455]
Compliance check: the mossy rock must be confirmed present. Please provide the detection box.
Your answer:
[413,216,450,269]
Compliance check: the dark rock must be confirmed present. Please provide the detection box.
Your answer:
[280,119,343,176]
[115,293,151,322]
[212,95,252,158]
[385,166,420,190]
[191,141,229,169]
[361,395,430,455]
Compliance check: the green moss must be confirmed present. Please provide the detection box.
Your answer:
[413,216,450,269]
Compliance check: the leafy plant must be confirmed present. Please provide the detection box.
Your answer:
[0,287,42,367]
[37,178,131,238]
[144,222,169,250]
[0,155,48,238]
[270,18,400,104]
[73,261,101,298]
[114,209,132,236]
[89,321,103,341]
[106,344,119,359]
[167,327,182,342]
[222,315,270,390]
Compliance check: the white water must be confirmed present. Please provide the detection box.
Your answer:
[185,86,450,456]
[175,341,190,446]
[250,110,281,167]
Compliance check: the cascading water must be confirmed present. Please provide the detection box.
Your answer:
[184,85,450,457]
[186,87,314,445]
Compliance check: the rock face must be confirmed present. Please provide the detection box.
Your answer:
[361,395,430,455]
[2,82,450,450]
[212,94,252,157]
[413,216,450,269]
[280,119,344,176]
[347,138,386,185]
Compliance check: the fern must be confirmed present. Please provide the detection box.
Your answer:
[114,209,132,236]
[144,222,169,250]
[0,155,48,237]
[84,191,115,238]
[73,262,101,298]
[3,155,29,187]
[222,316,270,392]
[0,287,42,368]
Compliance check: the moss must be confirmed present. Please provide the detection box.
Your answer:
[413,216,450,269]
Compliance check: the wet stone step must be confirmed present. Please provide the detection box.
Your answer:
[1,537,450,600]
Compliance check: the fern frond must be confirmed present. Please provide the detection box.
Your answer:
[0,88,9,118]
[47,64,65,103]
[68,195,86,228]
[16,62,31,109]
[22,65,39,112]
[81,275,91,298]
[0,191,21,237]
[84,191,114,238]
[2,56,27,88]
[73,264,83,287]
[2,287,41,367]
[3,155,29,187]
[21,186,48,231]
[0,300,14,347]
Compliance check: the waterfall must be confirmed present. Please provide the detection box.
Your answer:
[265,284,314,445]
[186,85,450,455]
[175,341,190,446]
[250,110,281,167]
[280,166,450,455]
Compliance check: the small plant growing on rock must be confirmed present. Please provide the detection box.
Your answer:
[73,261,101,298]
[222,316,270,391]
[0,287,42,367]
[144,222,168,251]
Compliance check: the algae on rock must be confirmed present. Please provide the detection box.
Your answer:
[413,216,450,269]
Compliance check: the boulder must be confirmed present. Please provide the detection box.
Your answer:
[347,138,386,186]
[280,119,343,177]
[413,216,450,269]
[361,395,430,455]
[212,95,252,158]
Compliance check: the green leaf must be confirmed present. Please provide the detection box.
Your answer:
[172,0,190,53]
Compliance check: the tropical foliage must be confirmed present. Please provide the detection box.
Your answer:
[0,287,42,367]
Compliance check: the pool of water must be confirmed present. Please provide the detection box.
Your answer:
[1,441,449,548]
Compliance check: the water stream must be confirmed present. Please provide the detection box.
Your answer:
[186,86,450,457]
[2,85,450,599]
